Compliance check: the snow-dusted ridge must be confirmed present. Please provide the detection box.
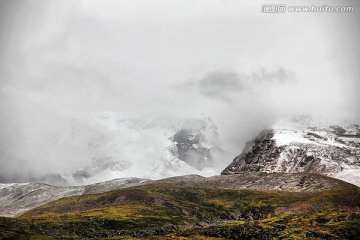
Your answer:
[0,177,150,217]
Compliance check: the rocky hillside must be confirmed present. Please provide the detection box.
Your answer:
[149,172,357,192]
[222,119,360,186]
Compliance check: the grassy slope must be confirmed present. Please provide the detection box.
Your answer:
[0,185,359,239]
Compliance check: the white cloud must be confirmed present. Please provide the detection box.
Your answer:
[0,0,359,184]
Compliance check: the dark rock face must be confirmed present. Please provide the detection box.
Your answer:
[173,129,213,170]
[221,124,360,185]
[170,117,229,170]
[222,130,283,175]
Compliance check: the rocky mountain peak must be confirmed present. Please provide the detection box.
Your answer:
[222,119,360,186]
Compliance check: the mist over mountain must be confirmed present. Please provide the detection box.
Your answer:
[0,0,359,185]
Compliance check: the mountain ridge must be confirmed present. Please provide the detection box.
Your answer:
[0,173,359,239]
[1,172,357,217]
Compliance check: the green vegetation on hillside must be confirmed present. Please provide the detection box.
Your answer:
[0,185,359,239]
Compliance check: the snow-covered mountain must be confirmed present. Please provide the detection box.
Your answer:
[0,111,231,186]
[64,113,231,185]
[222,117,360,186]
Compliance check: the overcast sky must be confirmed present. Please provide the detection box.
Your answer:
[0,0,359,183]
